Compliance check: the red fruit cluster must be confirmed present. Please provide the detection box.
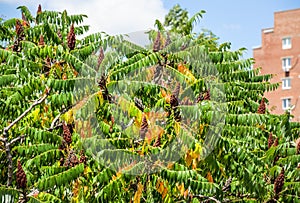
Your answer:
[97,47,104,70]
[169,94,181,121]
[203,89,210,100]
[37,4,42,15]
[98,74,107,90]
[153,32,161,52]
[274,168,285,198]
[170,95,179,107]
[153,134,161,147]
[273,137,279,147]
[38,34,45,46]
[64,150,79,167]
[79,150,87,165]
[13,20,25,52]
[140,116,148,139]
[268,133,274,149]
[16,160,27,189]
[257,98,266,114]
[67,24,76,50]
[16,19,24,36]
[63,122,72,145]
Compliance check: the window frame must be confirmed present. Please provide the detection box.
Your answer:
[282,57,292,71]
[282,37,292,49]
[282,77,291,90]
[282,98,291,110]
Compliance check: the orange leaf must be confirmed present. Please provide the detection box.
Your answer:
[183,189,189,199]
[161,88,167,97]
[207,171,214,183]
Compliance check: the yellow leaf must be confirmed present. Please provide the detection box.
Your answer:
[177,182,185,196]
[84,166,92,175]
[31,108,40,121]
[185,151,193,167]
[174,122,180,135]
[63,110,74,124]
[133,182,143,203]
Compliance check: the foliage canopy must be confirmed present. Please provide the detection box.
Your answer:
[0,4,300,203]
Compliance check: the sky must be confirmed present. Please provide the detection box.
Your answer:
[0,0,299,59]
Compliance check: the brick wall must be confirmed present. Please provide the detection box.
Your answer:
[253,8,300,121]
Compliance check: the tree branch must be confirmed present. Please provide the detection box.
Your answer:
[2,89,50,187]
[3,90,50,135]
[192,195,221,203]
[0,137,6,143]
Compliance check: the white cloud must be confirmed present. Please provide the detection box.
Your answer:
[222,23,241,31]
[1,0,167,35]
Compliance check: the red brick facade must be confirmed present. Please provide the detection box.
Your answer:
[253,8,300,121]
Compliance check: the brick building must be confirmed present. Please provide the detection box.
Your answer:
[253,8,300,121]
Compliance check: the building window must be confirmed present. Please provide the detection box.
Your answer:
[282,78,291,89]
[282,98,291,110]
[282,57,291,71]
[282,37,291,49]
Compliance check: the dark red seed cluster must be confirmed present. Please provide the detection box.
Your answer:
[140,116,148,139]
[97,47,104,70]
[203,89,210,101]
[64,150,79,167]
[63,122,72,145]
[268,133,274,149]
[37,4,42,15]
[16,160,27,189]
[13,20,25,52]
[170,95,179,107]
[274,168,284,199]
[153,32,161,52]
[153,134,161,147]
[38,34,45,46]
[257,98,266,114]
[67,24,76,50]
[79,150,87,165]
[273,137,279,147]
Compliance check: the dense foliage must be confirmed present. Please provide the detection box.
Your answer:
[1,4,300,203]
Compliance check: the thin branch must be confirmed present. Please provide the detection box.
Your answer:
[47,105,74,131]
[0,137,6,143]
[5,142,13,186]
[192,195,221,203]
[3,90,50,135]
[9,135,25,145]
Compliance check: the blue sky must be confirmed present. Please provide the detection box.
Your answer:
[0,0,299,58]
[162,0,300,58]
